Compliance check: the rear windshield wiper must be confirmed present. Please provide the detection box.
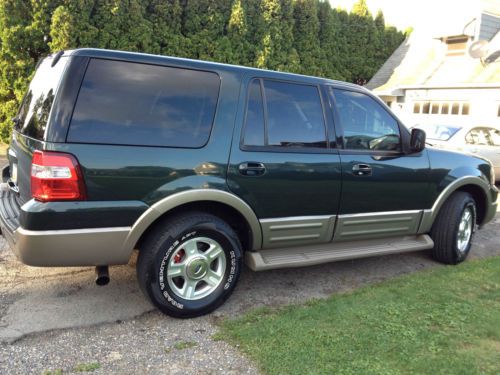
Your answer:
[51,50,64,67]
[11,116,20,127]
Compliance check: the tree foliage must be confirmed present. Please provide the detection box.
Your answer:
[0,0,405,142]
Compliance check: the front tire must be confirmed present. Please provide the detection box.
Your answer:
[137,212,242,318]
[430,191,476,265]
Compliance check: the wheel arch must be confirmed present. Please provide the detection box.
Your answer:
[121,189,262,258]
[419,176,492,233]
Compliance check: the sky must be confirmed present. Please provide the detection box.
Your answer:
[330,0,481,32]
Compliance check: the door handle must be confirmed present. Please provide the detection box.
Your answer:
[239,162,266,176]
[352,163,372,176]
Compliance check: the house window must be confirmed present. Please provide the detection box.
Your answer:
[431,103,439,114]
[445,36,469,56]
[441,103,449,114]
[451,103,460,115]
[461,103,469,115]
[413,103,421,113]
[422,102,430,114]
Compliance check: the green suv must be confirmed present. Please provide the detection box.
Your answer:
[0,49,497,317]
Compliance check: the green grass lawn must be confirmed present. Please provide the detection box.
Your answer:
[219,257,500,375]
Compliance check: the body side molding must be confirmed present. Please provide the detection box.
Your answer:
[260,215,336,249]
[122,189,262,256]
[334,210,422,241]
[418,176,494,234]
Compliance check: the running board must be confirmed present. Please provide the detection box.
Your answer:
[245,235,434,271]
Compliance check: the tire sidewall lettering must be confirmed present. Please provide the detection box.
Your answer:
[158,231,197,310]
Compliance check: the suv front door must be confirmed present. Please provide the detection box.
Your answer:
[328,87,430,241]
[227,78,342,249]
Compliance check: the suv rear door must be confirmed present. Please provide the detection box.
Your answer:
[328,87,430,241]
[8,55,70,204]
[227,77,342,248]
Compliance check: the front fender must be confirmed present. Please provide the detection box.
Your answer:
[418,149,498,233]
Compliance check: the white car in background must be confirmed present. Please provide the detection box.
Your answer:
[413,124,500,183]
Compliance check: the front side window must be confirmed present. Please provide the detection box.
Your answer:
[332,89,401,151]
[242,79,327,149]
[68,59,220,147]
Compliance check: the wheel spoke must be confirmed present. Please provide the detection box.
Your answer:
[183,240,199,256]
[181,279,198,299]
[204,269,222,287]
[167,262,184,278]
[457,208,474,253]
[205,244,223,261]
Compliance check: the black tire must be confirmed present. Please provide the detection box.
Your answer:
[137,211,242,318]
[430,191,476,265]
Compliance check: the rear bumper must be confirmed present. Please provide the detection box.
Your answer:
[0,183,134,266]
[13,226,132,266]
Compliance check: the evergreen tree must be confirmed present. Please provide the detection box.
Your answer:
[348,0,376,83]
[293,0,323,76]
[254,0,298,71]
[49,5,74,51]
[146,0,185,57]
[0,0,46,141]
[373,9,387,69]
[217,0,250,65]
[49,0,100,50]
[317,1,343,80]
[183,0,231,61]
[334,8,353,82]
[0,0,406,143]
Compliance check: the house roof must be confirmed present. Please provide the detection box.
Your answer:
[367,12,500,95]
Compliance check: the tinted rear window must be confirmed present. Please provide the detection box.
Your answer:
[68,59,220,148]
[264,80,326,148]
[16,56,68,140]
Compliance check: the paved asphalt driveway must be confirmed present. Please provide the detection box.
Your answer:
[0,152,498,374]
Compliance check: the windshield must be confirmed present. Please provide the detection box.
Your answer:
[414,124,461,141]
[15,56,68,140]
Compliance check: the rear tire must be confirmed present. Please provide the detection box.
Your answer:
[137,211,242,318]
[430,191,476,265]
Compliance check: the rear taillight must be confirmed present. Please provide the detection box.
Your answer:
[31,150,86,202]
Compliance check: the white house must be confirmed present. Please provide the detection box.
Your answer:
[366,1,500,129]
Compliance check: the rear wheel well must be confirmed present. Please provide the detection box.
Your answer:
[135,201,253,253]
[455,185,487,224]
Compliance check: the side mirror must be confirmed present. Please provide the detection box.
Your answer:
[410,128,426,153]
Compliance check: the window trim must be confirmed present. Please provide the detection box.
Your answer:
[66,57,222,149]
[240,77,331,154]
[328,86,407,155]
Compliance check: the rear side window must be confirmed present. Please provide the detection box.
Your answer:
[243,80,265,146]
[242,79,327,149]
[68,59,220,148]
[16,56,69,140]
